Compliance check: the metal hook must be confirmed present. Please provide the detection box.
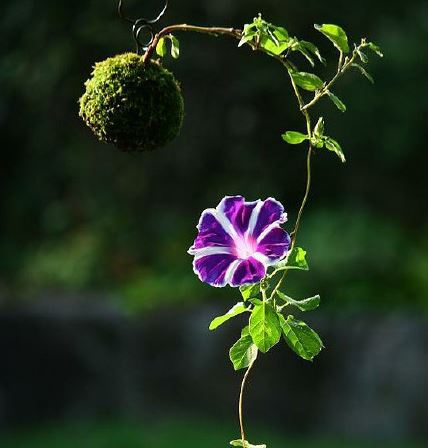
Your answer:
[118,0,169,54]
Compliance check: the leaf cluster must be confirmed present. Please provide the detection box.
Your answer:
[209,247,324,370]
[238,18,383,163]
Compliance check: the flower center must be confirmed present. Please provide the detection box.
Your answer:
[234,235,257,260]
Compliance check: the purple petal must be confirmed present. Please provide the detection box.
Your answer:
[193,254,238,287]
[218,196,258,235]
[256,227,291,263]
[251,198,287,239]
[191,210,234,250]
[231,257,266,286]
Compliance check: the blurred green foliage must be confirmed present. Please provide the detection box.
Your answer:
[0,418,424,448]
[0,0,427,311]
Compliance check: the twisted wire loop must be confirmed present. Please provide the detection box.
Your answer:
[118,0,168,54]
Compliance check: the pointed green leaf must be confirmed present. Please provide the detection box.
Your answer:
[324,136,346,163]
[277,291,321,312]
[170,35,180,59]
[261,26,290,55]
[356,48,368,63]
[238,31,257,47]
[327,91,347,112]
[156,37,167,57]
[279,315,324,361]
[209,302,248,330]
[249,302,281,353]
[367,42,383,57]
[300,40,326,64]
[314,23,349,53]
[295,43,315,67]
[282,131,308,145]
[230,440,266,448]
[351,63,374,83]
[291,71,324,91]
[239,283,260,301]
[229,326,258,370]
[272,247,309,272]
[313,117,324,138]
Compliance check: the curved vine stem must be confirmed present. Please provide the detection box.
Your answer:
[144,24,241,62]
[139,21,349,446]
[239,359,256,447]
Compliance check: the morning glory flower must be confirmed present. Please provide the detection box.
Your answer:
[188,196,291,287]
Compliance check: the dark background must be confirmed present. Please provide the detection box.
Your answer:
[0,0,427,446]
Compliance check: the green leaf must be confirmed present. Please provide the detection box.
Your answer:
[281,131,308,145]
[295,43,315,67]
[230,440,266,448]
[272,246,309,272]
[261,26,290,55]
[291,71,324,91]
[238,31,257,47]
[209,302,248,330]
[239,283,260,301]
[249,302,282,353]
[367,41,383,57]
[314,23,349,53]
[170,35,180,59]
[299,40,326,64]
[313,117,324,138]
[279,315,324,361]
[276,291,321,312]
[324,136,346,163]
[156,38,167,57]
[356,48,368,63]
[327,91,347,112]
[229,326,258,371]
[351,63,374,83]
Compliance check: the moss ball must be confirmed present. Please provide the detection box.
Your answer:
[79,53,184,152]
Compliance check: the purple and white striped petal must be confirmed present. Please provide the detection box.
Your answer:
[193,253,240,287]
[189,209,234,250]
[256,226,291,263]
[218,196,259,236]
[188,196,291,288]
[230,257,266,287]
[248,197,287,239]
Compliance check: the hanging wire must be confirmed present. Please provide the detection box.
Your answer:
[118,0,168,54]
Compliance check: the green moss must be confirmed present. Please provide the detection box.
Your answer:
[79,53,184,152]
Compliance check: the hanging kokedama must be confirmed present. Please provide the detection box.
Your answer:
[79,1,184,152]
[79,1,384,447]
[79,53,184,152]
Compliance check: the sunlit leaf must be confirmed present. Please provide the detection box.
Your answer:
[249,301,281,353]
[324,136,346,163]
[327,91,347,112]
[281,131,308,144]
[299,40,326,64]
[367,41,384,57]
[276,291,321,312]
[291,71,324,91]
[209,302,248,330]
[272,247,309,272]
[170,35,180,59]
[230,440,267,448]
[229,326,258,370]
[351,63,374,83]
[314,23,349,53]
[279,314,324,361]
[156,38,167,57]
[240,283,260,301]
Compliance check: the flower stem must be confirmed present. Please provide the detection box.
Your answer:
[239,360,256,447]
